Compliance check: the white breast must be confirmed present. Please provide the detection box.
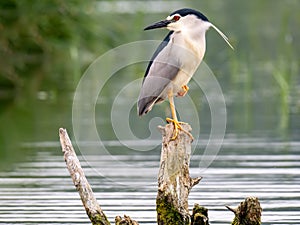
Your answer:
[169,29,206,96]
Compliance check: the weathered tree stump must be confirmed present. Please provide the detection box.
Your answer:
[156,123,201,225]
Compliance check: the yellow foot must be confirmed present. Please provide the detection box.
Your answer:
[177,85,189,97]
[166,118,193,140]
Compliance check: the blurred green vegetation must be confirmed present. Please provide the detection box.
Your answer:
[0,0,299,168]
[0,0,100,167]
[0,0,98,103]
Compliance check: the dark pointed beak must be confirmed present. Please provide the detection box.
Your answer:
[144,20,171,30]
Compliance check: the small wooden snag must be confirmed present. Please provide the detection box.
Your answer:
[226,197,262,225]
[191,203,209,225]
[115,215,139,225]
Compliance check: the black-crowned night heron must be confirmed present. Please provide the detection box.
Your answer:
[138,8,233,139]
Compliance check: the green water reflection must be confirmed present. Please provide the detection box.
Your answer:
[0,0,299,168]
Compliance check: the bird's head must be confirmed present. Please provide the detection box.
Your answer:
[144,8,234,49]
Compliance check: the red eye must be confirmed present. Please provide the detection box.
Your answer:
[172,15,181,21]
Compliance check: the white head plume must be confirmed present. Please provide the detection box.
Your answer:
[209,23,234,50]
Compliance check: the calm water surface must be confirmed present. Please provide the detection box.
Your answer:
[0,138,299,225]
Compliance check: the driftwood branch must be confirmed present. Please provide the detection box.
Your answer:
[59,128,138,225]
[59,128,111,225]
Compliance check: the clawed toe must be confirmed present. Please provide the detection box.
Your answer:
[166,118,193,140]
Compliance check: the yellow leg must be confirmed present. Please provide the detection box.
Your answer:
[169,92,178,122]
[166,91,193,140]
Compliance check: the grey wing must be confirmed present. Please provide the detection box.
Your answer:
[142,31,173,83]
[138,45,180,116]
